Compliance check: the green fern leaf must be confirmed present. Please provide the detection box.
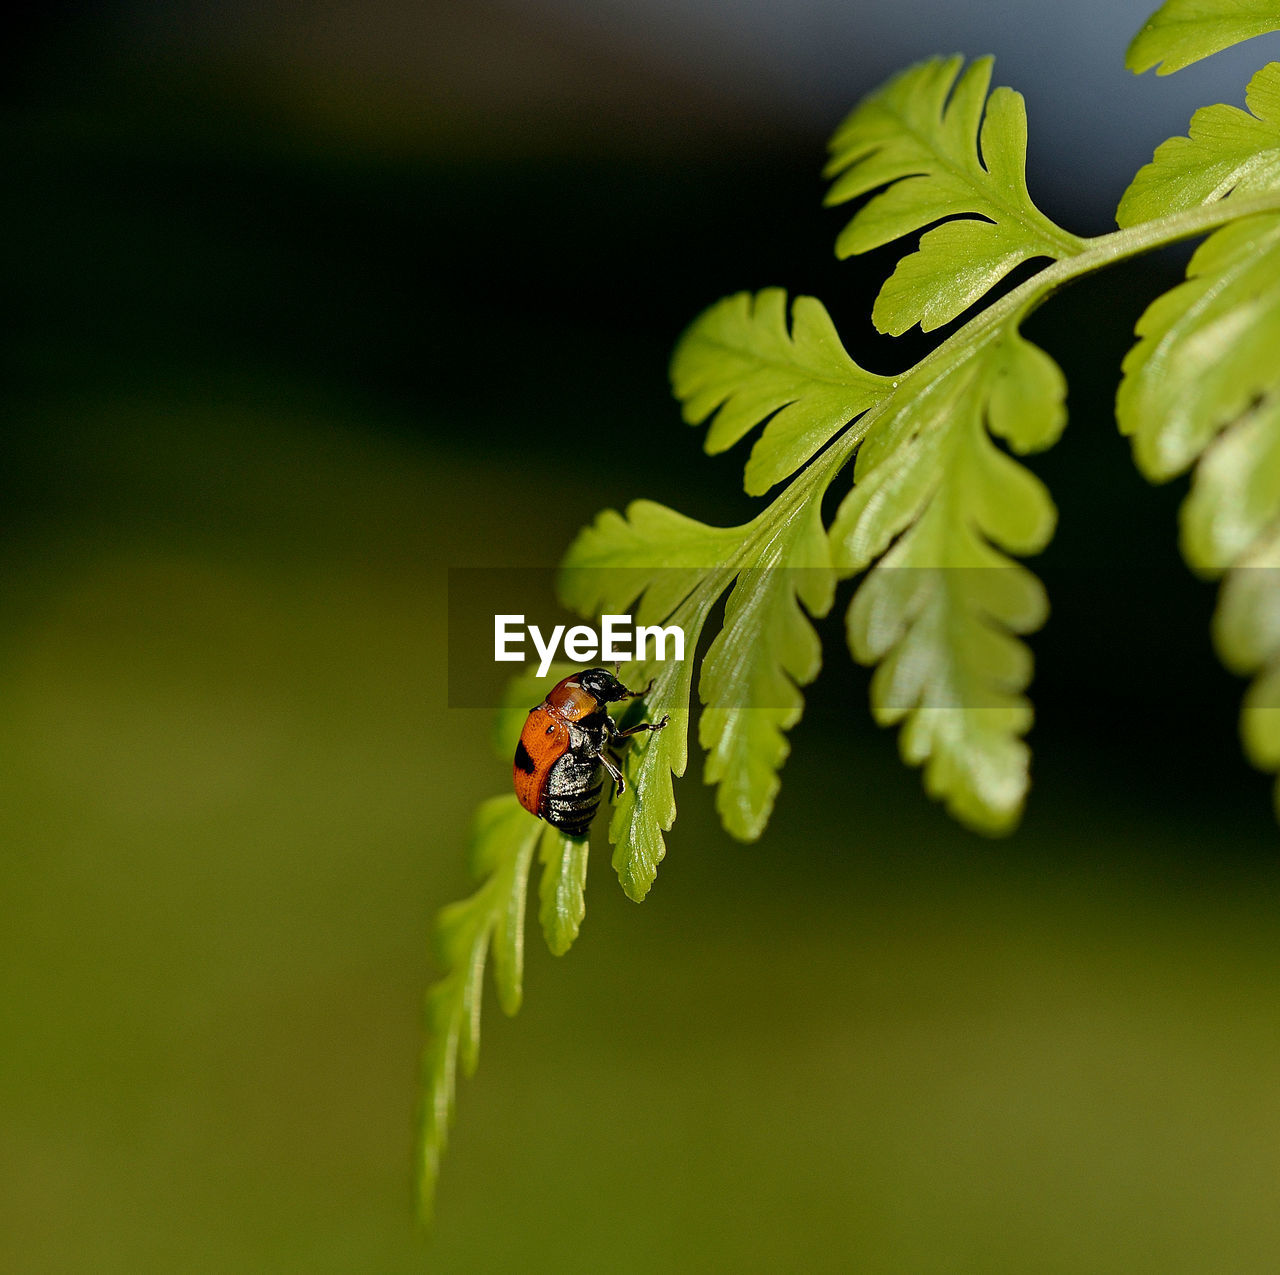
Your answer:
[1215,528,1280,803]
[420,795,540,1219]
[601,591,715,901]
[1120,215,1280,792]
[830,322,1064,831]
[1117,214,1280,482]
[1128,0,1280,75]
[428,32,1280,1219]
[560,504,732,898]
[698,500,835,840]
[1118,212,1280,805]
[1118,63,1280,226]
[670,288,888,494]
[557,498,738,624]
[538,827,589,956]
[561,485,841,874]
[823,56,1084,334]
[1183,396,1280,571]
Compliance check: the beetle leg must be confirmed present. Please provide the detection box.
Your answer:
[597,747,626,797]
[620,677,655,699]
[612,714,669,740]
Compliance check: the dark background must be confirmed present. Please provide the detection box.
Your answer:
[5,3,1280,1270]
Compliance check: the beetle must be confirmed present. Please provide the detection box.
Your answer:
[513,667,669,837]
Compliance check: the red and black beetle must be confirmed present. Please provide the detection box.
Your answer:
[513,667,669,837]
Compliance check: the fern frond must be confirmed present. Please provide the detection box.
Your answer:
[1118,212,1280,803]
[824,56,1084,334]
[569,298,1069,852]
[423,18,1280,1219]
[419,795,540,1220]
[830,322,1065,831]
[1128,0,1280,75]
[670,288,888,494]
[1118,62,1280,226]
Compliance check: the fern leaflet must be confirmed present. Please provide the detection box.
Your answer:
[670,288,887,494]
[824,56,1085,334]
[697,499,835,840]
[1118,212,1280,805]
[1118,62,1280,226]
[831,320,1064,829]
[1128,0,1280,75]
[419,795,540,1218]
[560,484,838,873]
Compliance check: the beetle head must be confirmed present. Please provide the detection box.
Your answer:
[577,667,633,703]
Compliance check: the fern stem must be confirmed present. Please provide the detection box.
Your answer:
[803,191,1280,500]
[1031,192,1280,306]
[692,193,1280,627]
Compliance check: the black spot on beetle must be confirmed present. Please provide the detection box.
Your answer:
[514,740,536,773]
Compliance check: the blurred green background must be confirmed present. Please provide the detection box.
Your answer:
[6,3,1280,1271]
